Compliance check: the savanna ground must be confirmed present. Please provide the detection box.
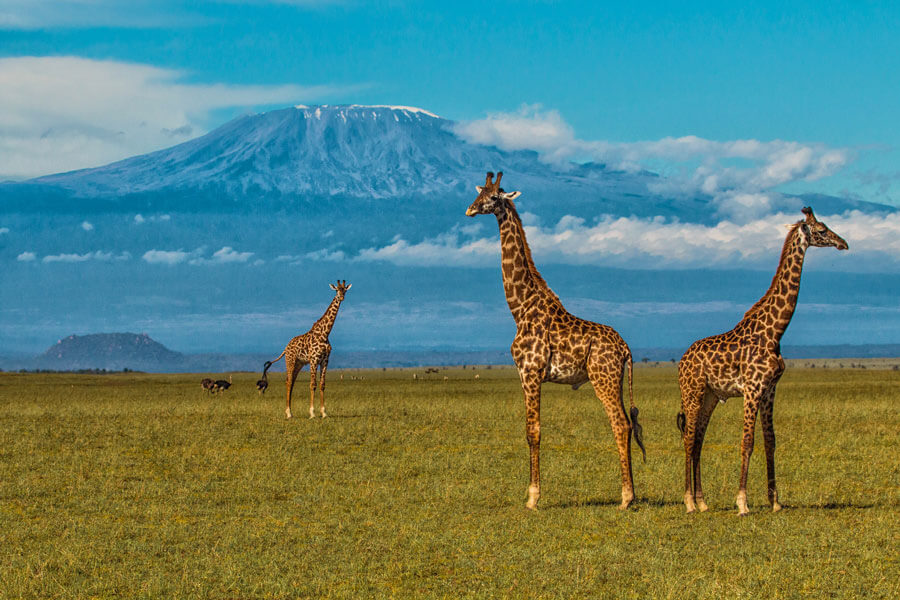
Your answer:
[0,365,897,599]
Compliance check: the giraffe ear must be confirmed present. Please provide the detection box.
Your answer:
[330,284,337,291]
[345,283,351,290]
[503,191,521,200]
[475,186,484,193]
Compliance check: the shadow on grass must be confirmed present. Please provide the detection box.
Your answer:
[545,496,685,510]
[787,501,878,510]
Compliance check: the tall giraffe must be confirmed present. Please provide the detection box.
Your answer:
[467,172,646,510]
[263,280,351,419]
[678,207,847,515]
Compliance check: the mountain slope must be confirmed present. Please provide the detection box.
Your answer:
[36,333,184,371]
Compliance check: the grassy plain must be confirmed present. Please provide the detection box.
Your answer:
[0,366,898,599]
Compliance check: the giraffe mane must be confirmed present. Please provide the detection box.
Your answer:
[505,200,563,307]
[741,221,804,319]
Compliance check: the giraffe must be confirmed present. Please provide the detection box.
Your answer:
[677,207,848,515]
[467,172,646,510]
[262,280,351,419]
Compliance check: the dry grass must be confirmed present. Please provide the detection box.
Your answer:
[1,366,897,598]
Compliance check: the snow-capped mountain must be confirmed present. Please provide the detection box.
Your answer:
[28,105,551,199]
[5,104,890,222]
[9,104,699,223]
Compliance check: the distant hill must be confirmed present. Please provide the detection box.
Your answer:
[35,333,184,371]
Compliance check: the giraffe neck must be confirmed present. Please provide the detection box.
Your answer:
[495,202,564,324]
[739,224,809,342]
[311,295,343,337]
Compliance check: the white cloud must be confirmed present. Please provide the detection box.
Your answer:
[142,249,192,265]
[16,251,36,262]
[0,227,8,234]
[356,234,498,267]
[305,248,346,262]
[42,250,129,263]
[81,221,94,231]
[145,246,254,265]
[453,105,577,163]
[189,246,254,265]
[454,106,853,220]
[134,214,146,224]
[352,210,896,270]
[0,56,360,179]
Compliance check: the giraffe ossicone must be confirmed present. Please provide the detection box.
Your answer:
[467,171,646,511]
[261,280,351,419]
[677,207,848,515]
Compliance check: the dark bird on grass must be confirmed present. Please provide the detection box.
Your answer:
[212,375,232,393]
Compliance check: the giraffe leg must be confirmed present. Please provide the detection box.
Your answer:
[588,356,634,510]
[760,386,782,512]
[736,391,762,516]
[519,369,542,510]
[284,358,296,419]
[308,362,318,419]
[679,385,704,513]
[691,390,719,513]
[318,358,329,418]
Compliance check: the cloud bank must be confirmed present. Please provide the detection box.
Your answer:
[350,210,900,270]
[42,250,130,263]
[0,56,357,179]
[454,105,853,221]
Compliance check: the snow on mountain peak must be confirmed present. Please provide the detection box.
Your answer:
[291,104,441,120]
[350,105,440,118]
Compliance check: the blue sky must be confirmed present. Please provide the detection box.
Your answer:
[2,0,899,205]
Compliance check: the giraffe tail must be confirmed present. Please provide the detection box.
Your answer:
[676,411,686,435]
[262,351,286,379]
[625,350,647,462]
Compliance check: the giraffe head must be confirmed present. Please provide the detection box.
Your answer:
[329,280,352,299]
[798,207,849,251]
[465,171,521,217]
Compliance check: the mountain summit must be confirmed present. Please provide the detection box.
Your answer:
[31,105,551,199]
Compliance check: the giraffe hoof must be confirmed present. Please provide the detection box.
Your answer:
[697,500,709,513]
[772,502,783,513]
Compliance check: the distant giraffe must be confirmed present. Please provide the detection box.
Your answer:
[467,172,645,510]
[678,207,848,515]
[263,280,351,419]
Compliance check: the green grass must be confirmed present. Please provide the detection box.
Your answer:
[1,366,898,599]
